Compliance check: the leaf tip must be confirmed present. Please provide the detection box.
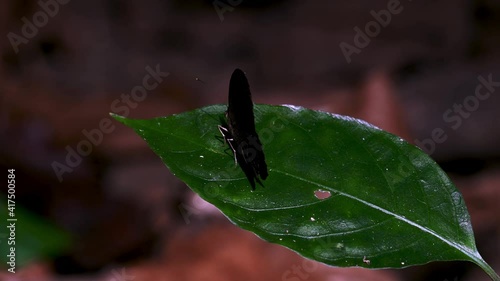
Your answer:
[109,112,126,123]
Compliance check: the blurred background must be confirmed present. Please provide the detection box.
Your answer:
[1,0,500,280]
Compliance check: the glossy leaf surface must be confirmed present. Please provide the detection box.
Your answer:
[111,105,498,280]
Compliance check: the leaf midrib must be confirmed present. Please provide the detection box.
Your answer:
[270,168,479,262]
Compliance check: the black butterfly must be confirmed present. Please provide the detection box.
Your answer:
[218,69,268,189]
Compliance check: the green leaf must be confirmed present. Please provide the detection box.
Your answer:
[111,104,499,280]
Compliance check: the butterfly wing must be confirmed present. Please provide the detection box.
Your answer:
[225,69,268,188]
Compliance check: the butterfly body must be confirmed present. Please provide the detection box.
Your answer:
[219,69,268,189]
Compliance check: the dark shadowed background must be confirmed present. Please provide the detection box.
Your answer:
[1,0,499,280]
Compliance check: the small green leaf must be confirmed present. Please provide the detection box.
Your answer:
[0,197,71,269]
[111,104,499,280]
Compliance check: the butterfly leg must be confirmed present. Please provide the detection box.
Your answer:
[218,125,238,166]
